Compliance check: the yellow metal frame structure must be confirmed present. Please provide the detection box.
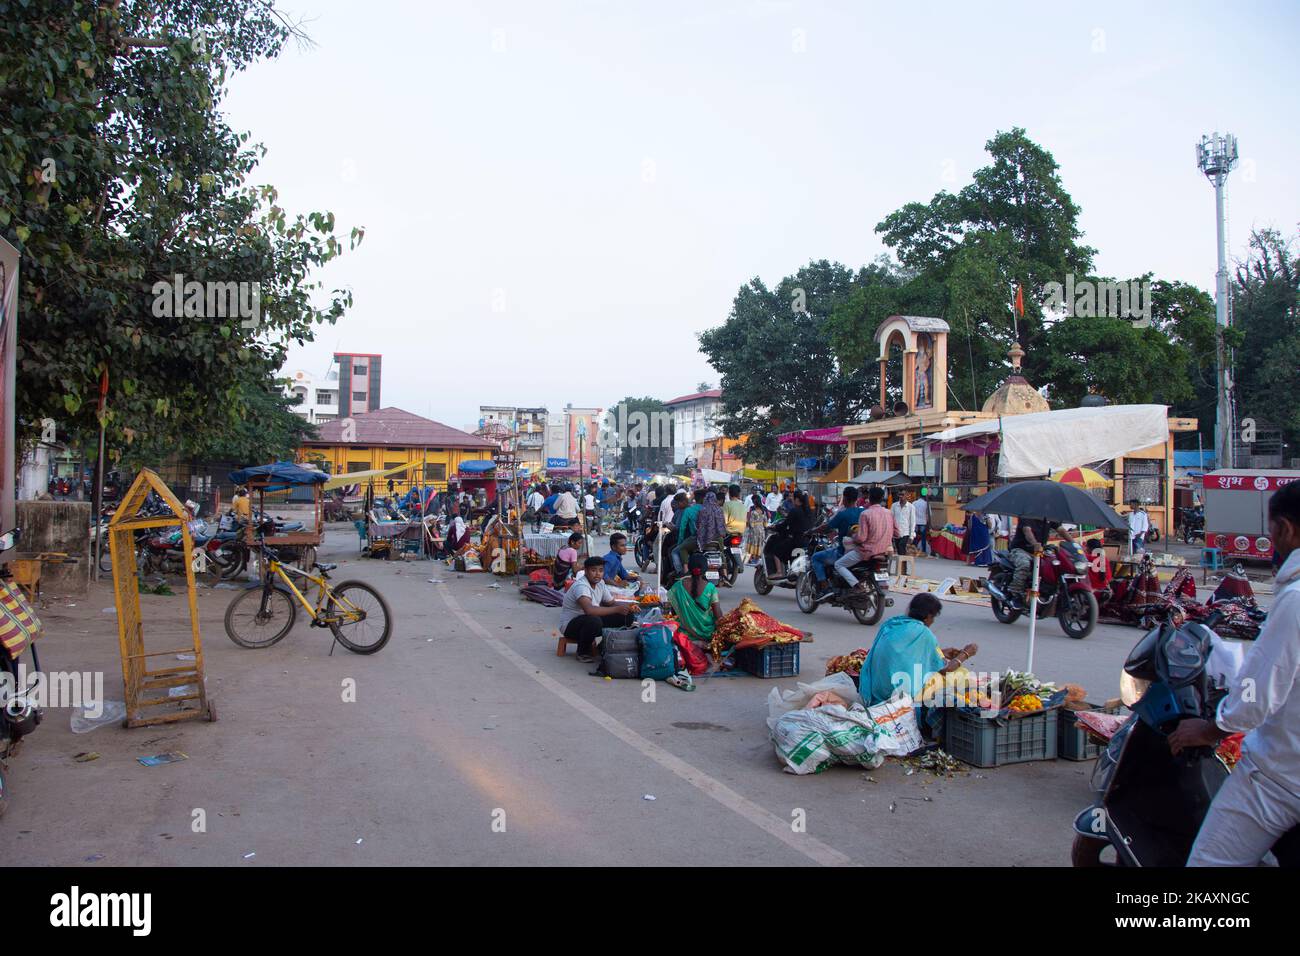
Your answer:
[108,468,215,727]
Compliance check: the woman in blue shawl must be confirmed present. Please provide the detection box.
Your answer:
[859,595,978,736]
[964,511,993,567]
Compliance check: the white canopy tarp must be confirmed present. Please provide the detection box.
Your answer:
[697,468,733,484]
[924,404,1170,478]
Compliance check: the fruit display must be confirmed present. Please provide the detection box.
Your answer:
[825,649,868,678]
[1007,693,1044,714]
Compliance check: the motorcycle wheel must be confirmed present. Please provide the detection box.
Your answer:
[1071,833,1116,867]
[990,595,1022,624]
[1059,590,1099,639]
[635,539,655,572]
[96,532,113,573]
[722,553,739,588]
[795,572,818,614]
[852,589,884,626]
[753,563,773,595]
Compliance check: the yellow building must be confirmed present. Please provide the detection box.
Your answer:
[299,407,495,492]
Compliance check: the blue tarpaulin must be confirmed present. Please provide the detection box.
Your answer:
[458,459,497,475]
[229,461,329,490]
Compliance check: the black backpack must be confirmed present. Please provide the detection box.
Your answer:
[594,626,641,678]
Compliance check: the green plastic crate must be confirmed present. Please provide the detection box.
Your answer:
[944,707,1059,767]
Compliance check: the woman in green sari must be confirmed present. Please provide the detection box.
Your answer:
[669,551,723,643]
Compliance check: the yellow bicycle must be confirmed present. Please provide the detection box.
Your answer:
[223,542,392,654]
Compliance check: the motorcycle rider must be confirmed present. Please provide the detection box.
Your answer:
[834,486,895,592]
[1169,480,1300,866]
[809,486,862,593]
[1006,516,1075,609]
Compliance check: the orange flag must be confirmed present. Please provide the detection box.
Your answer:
[1014,284,1025,317]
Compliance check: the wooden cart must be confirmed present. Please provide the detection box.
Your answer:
[234,461,327,570]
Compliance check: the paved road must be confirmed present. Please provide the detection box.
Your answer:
[0,527,1198,866]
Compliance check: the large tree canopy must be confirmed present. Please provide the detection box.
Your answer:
[1232,228,1300,450]
[706,129,1239,454]
[1,0,360,463]
[698,260,874,465]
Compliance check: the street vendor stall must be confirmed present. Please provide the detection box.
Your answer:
[229,461,327,567]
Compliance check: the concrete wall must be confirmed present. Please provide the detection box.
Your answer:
[14,500,91,594]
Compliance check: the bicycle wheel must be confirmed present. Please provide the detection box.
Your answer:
[224,585,297,648]
[328,581,393,654]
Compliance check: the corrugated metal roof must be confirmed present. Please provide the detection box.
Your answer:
[305,407,496,449]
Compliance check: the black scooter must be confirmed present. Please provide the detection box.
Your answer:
[1072,609,1298,866]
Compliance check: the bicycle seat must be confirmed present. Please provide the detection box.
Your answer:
[314,561,337,573]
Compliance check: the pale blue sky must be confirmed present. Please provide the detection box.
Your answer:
[221,0,1300,428]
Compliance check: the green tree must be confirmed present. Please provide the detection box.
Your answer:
[604,395,673,473]
[1232,228,1300,450]
[698,260,874,465]
[872,128,1096,391]
[1,0,361,465]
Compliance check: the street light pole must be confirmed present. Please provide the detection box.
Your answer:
[1196,132,1239,470]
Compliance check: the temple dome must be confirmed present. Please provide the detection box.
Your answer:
[981,343,1049,416]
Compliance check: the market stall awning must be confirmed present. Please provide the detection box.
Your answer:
[814,456,852,484]
[458,459,497,475]
[777,426,847,445]
[924,405,1170,479]
[696,468,733,484]
[848,469,912,486]
[230,461,328,491]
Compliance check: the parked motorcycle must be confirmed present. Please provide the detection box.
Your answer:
[1071,608,1299,866]
[1177,505,1205,545]
[0,528,41,819]
[984,540,1099,639]
[794,536,892,625]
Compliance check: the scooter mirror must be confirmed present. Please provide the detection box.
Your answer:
[0,528,20,552]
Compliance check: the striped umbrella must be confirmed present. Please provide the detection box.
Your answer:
[1050,466,1112,490]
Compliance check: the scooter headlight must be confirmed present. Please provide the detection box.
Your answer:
[1074,559,1089,573]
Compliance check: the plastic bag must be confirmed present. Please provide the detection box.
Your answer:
[865,693,924,756]
[766,672,863,729]
[771,704,886,775]
[770,710,836,775]
[672,632,710,676]
[70,700,127,734]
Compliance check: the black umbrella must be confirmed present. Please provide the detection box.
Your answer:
[961,480,1127,529]
[962,479,1125,674]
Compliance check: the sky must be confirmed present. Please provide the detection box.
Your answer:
[220,0,1300,430]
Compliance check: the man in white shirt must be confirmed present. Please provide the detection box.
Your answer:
[554,487,580,527]
[911,492,930,555]
[891,491,916,555]
[764,489,782,513]
[658,487,678,525]
[1126,499,1149,554]
[1171,481,1300,866]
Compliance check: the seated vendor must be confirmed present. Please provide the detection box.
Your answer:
[859,593,977,717]
[558,556,635,663]
[442,513,471,557]
[667,552,723,645]
[603,533,639,587]
[552,532,584,588]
